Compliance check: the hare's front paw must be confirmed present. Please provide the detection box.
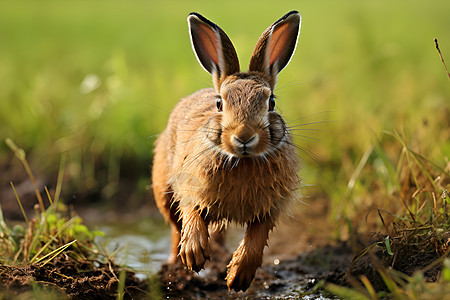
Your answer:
[226,255,257,292]
[179,225,211,272]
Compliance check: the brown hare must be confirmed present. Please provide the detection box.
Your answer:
[152,11,301,292]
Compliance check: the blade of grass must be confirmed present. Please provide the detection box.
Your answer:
[359,275,378,300]
[347,145,374,193]
[13,246,23,264]
[394,130,438,191]
[5,138,45,214]
[377,208,390,233]
[36,239,77,266]
[44,186,56,213]
[0,206,12,237]
[399,196,418,223]
[377,208,412,223]
[432,192,438,220]
[30,216,80,263]
[54,152,67,207]
[27,219,43,261]
[117,268,126,300]
[9,181,29,225]
[416,194,428,214]
[378,269,403,300]
[325,282,371,300]
[384,236,394,256]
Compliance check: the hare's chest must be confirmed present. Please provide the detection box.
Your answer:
[173,156,297,224]
[197,168,278,223]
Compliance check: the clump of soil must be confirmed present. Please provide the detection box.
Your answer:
[343,230,450,291]
[0,254,149,299]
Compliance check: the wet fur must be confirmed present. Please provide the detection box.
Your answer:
[152,11,301,292]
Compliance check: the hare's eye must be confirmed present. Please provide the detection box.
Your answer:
[268,95,275,111]
[216,96,223,112]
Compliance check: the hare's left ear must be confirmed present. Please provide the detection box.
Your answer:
[249,11,301,89]
[188,13,240,92]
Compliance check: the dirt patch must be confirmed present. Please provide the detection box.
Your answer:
[0,255,149,299]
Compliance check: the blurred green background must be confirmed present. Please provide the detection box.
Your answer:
[1,0,449,211]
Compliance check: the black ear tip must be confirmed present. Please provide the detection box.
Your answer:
[187,12,218,29]
[188,12,201,19]
[283,10,301,21]
[187,12,202,24]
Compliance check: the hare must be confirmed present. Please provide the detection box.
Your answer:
[152,11,301,292]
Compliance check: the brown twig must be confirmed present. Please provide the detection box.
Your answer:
[434,38,450,79]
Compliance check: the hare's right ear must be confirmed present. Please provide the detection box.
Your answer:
[188,13,240,92]
[249,11,301,89]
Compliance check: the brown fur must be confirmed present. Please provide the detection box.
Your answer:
[152,11,302,292]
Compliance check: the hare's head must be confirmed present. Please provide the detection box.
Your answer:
[188,11,301,158]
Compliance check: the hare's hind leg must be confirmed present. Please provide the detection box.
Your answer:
[226,218,274,292]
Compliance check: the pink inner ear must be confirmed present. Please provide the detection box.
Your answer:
[268,22,291,66]
[197,23,220,67]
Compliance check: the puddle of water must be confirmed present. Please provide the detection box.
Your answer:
[93,216,171,279]
[94,218,246,277]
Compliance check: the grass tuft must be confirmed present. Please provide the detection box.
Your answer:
[0,141,151,298]
[324,128,450,299]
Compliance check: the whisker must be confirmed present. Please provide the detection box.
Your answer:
[172,136,210,147]
[144,101,172,114]
[230,157,240,170]
[274,80,317,94]
[286,141,324,170]
[288,120,336,128]
[148,124,222,140]
[289,128,328,132]
[285,110,334,124]
[289,133,320,142]
[171,144,216,178]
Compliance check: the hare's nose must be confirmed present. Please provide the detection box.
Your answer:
[233,134,259,147]
[232,134,259,147]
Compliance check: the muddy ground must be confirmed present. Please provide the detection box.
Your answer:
[0,197,355,299]
[1,159,448,299]
[0,255,148,299]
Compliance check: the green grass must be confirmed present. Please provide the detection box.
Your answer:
[1,0,448,187]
